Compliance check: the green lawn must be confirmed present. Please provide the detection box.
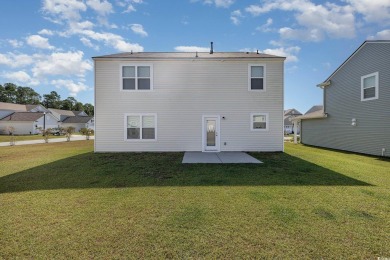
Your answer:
[0,142,389,258]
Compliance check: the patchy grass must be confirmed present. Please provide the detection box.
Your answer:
[0,142,389,258]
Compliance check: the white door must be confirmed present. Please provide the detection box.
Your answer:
[203,116,220,152]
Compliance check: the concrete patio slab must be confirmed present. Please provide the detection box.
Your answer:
[182,151,262,164]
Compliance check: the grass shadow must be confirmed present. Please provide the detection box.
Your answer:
[0,151,371,193]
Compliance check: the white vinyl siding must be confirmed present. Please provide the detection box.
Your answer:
[251,113,269,131]
[361,72,378,101]
[95,59,283,152]
[248,64,266,91]
[124,113,157,141]
[121,64,153,91]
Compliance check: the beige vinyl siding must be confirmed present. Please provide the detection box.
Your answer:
[95,58,284,152]
[0,122,35,135]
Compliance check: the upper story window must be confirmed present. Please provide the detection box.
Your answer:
[361,72,378,101]
[251,113,268,131]
[121,64,153,91]
[249,64,266,91]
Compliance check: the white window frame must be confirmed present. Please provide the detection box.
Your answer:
[361,72,378,101]
[250,113,269,131]
[248,64,266,92]
[120,64,154,91]
[124,113,157,141]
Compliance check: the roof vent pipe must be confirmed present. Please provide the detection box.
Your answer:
[210,42,214,54]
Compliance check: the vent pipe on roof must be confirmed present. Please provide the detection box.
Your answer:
[210,42,214,54]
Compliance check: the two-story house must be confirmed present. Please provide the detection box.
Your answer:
[93,48,285,152]
[294,40,390,157]
[0,102,58,135]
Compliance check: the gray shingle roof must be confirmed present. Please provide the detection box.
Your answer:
[0,112,43,121]
[48,108,84,116]
[62,116,93,123]
[93,52,285,60]
[305,105,323,114]
[293,106,326,120]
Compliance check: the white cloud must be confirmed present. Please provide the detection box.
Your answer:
[79,30,144,52]
[368,29,390,40]
[68,20,95,33]
[203,0,235,8]
[230,10,243,25]
[119,0,143,13]
[86,0,113,16]
[279,27,324,42]
[0,53,34,68]
[2,71,39,86]
[245,0,356,41]
[42,0,144,52]
[123,5,136,13]
[130,24,148,37]
[42,0,87,22]
[8,39,24,48]
[51,79,89,96]
[256,18,273,32]
[32,51,92,78]
[261,46,301,62]
[38,29,54,36]
[26,35,55,50]
[80,37,99,50]
[174,46,210,52]
[345,0,390,24]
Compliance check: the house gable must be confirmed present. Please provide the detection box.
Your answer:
[94,51,285,152]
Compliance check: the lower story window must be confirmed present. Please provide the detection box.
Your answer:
[126,114,156,140]
[251,113,268,131]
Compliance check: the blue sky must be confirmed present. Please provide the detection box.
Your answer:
[0,0,389,113]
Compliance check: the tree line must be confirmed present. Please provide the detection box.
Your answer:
[0,83,94,116]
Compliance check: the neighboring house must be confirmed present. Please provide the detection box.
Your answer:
[93,48,285,152]
[0,102,49,118]
[61,116,94,132]
[0,112,58,135]
[48,108,94,131]
[0,102,58,134]
[294,40,390,157]
[284,108,302,134]
[48,108,88,121]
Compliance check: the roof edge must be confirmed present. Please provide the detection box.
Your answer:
[317,40,390,85]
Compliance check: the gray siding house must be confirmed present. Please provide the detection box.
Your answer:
[295,41,390,157]
[93,50,285,152]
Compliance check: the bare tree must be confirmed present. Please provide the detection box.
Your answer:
[80,128,94,140]
[64,127,75,142]
[37,127,52,143]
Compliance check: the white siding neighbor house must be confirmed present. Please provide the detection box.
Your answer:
[0,102,58,134]
[93,49,285,152]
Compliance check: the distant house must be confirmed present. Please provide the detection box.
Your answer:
[93,48,285,152]
[61,116,94,132]
[283,108,302,134]
[48,108,94,132]
[0,102,94,135]
[0,102,58,134]
[294,40,390,157]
